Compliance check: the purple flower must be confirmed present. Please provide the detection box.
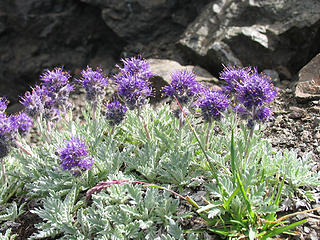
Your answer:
[0,97,8,113]
[77,66,108,104]
[0,114,15,158]
[0,134,10,159]
[20,85,47,118]
[41,67,74,117]
[58,137,93,174]
[232,105,250,119]
[197,89,230,123]
[0,114,11,136]
[115,55,154,82]
[163,70,203,105]
[52,83,74,110]
[0,110,32,158]
[10,112,33,136]
[114,56,154,110]
[105,99,127,126]
[254,107,272,122]
[21,67,74,121]
[220,66,277,128]
[220,66,252,95]
[40,67,71,92]
[234,69,277,110]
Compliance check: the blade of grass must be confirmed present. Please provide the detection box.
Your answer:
[262,219,307,239]
[236,173,255,222]
[223,186,240,210]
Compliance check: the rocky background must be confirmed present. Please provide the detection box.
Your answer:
[1,0,320,106]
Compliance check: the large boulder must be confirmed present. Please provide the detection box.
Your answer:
[79,0,211,42]
[179,0,320,76]
[295,53,320,101]
[147,58,219,102]
[0,0,124,104]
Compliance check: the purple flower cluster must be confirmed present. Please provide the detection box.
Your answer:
[220,66,277,126]
[115,56,154,82]
[105,99,127,126]
[234,69,277,110]
[0,98,33,158]
[77,66,108,105]
[114,56,153,110]
[197,89,230,123]
[40,67,71,92]
[20,85,47,118]
[10,112,33,136]
[163,70,203,105]
[58,137,93,174]
[220,66,251,96]
[0,97,8,113]
[20,67,73,120]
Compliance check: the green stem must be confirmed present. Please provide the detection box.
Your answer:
[1,157,5,183]
[15,141,33,156]
[138,108,151,140]
[174,96,222,191]
[205,122,212,150]
[92,104,97,121]
[243,126,254,167]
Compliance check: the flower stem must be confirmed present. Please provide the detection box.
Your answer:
[1,157,5,183]
[174,96,222,190]
[138,108,151,140]
[92,104,97,121]
[243,126,254,167]
[15,141,33,156]
[205,122,212,150]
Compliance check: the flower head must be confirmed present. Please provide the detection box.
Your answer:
[114,56,154,110]
[232,105,250,119]
[197,89,230,123]
[52,83,74,110]
[115,55,154,82]
[220,66,277,128]
[20,85,53,118]
[10,112,33,136]
[163,70,203,105]
[40,67,71,92]
[254,107,272,122]
[105,99,127,126]
[58,137,93,174]
[0,114,11,136]
[0,97,8,113]
[21,67,74,121]
[0,114,16,158]
[77,66,108,104]
[0,134,10,159]
[220,66,252,95]
[116,74,153,110]
[41,67,74,117]
[234,69,277,109]
[20,85,47,118]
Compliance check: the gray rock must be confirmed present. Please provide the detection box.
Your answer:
[263,69,280,84]
[295,53,320,101]
[179,0,320,75]
[147,58,220,102]
[0,0,123,105]
[80,0,210,41]
[288,106,306,119]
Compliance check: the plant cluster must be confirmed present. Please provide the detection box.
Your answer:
[0,57,319,240]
